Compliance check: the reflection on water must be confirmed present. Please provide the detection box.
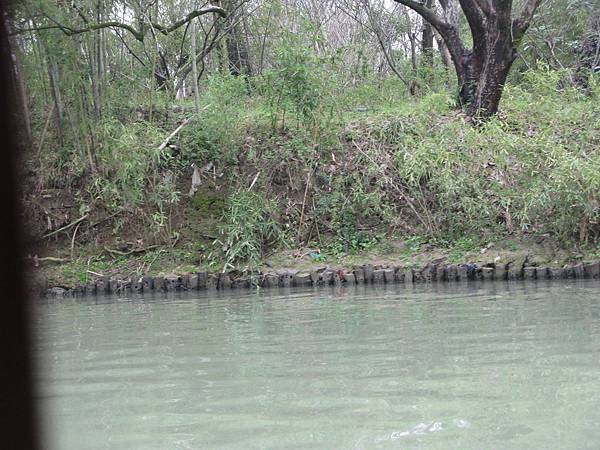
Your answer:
[35,281,600,449]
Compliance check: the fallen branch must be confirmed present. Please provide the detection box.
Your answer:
[88,211,120,229]
[158,117,192,151]
[70,222,82,260]
[103,245,158,256]
[86,270,105,277]
[297,165,316,241]
[43,214,89,239]
[35,256,68,264]
[247,172,260,191]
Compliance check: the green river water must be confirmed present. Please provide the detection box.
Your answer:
[35,281,600,449]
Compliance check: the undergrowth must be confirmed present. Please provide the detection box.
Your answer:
[29,67,600,270]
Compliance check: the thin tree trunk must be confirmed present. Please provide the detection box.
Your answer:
[241,12,253,75]
[421,0,435,69]
[258,2,274,75]
[364,0,410,88]
[214,0,229,73]
[96,1,105,114]
[225,1,251,76]
[47,59,64,145]
[6,32,31,143]
[89,34,102,119]
[435,34,452,68]
[191,19,201,113]
[407,31,418,73]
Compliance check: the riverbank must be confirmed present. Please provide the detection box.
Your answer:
[37,235,600,296]
[26,75,600,296]
[42,258,600,298]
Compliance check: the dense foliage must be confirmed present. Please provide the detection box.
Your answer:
[7,0,600,271]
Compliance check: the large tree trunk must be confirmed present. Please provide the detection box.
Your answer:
[393,0,542,119]
[457,29,516,117]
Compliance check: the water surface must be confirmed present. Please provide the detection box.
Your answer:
[35,281,600,449]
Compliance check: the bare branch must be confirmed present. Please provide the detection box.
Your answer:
[512,0,543,44]
[42,214,88,239]
[12,6,226,41]
[173,0,255,89]
[151,7,226,35]
[458,0,487,40]
[391,0,447,30]
[363,0,410,86]
[393,0,466,73]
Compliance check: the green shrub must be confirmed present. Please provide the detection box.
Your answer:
[180,74,249,165]
[218,191,283,271]
[84,119,180,237]
[340,72,600,243]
